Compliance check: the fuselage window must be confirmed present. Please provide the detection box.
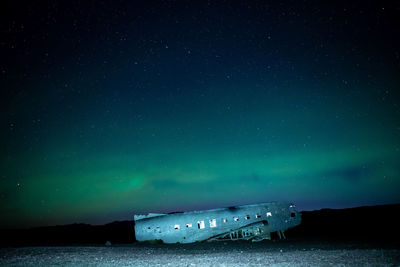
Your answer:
[266,212,272,217]
[174,224,180,229]
[255,214,261,218]
[197,220,205,229]
[186,223,192,228]
[222,218,227,223]
[209,219,217,228]
[234,217,239,222]
[245,215,250,220]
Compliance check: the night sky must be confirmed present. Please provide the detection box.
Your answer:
[1,0,400,228]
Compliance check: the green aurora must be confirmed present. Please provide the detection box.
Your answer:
[1,1,400,228]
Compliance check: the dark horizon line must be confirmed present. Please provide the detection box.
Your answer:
[2,202,399,231]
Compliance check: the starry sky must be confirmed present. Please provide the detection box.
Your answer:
[1,0,400,228]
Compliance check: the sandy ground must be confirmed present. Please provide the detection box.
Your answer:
[1,240,399,266]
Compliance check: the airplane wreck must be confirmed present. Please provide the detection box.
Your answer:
[134,202,301,243]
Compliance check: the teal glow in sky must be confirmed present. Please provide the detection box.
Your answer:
[1,1,400,228]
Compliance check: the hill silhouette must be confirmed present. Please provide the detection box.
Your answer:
[1,204,399,247]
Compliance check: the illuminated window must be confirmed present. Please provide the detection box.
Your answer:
[197,220,205,229]
[255,214,261,218]
[174,224,180,229]
[245,215,250,220]
[209,219,217,228]
[186,223,192,228]
[234,217,239,222]
[222,218,227,223]
[266,212,272,217]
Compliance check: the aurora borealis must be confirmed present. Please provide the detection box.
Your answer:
[1,1,400,228]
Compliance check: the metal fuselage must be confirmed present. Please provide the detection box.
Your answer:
[134,202,301,243]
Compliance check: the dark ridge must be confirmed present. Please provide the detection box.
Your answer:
[227,206,237,210]
[0,221,135,247]
[1,204,399,247]
[287,203,400,244]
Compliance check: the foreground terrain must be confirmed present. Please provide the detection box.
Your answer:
[1,205,399,265]
[1,240,399,266]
